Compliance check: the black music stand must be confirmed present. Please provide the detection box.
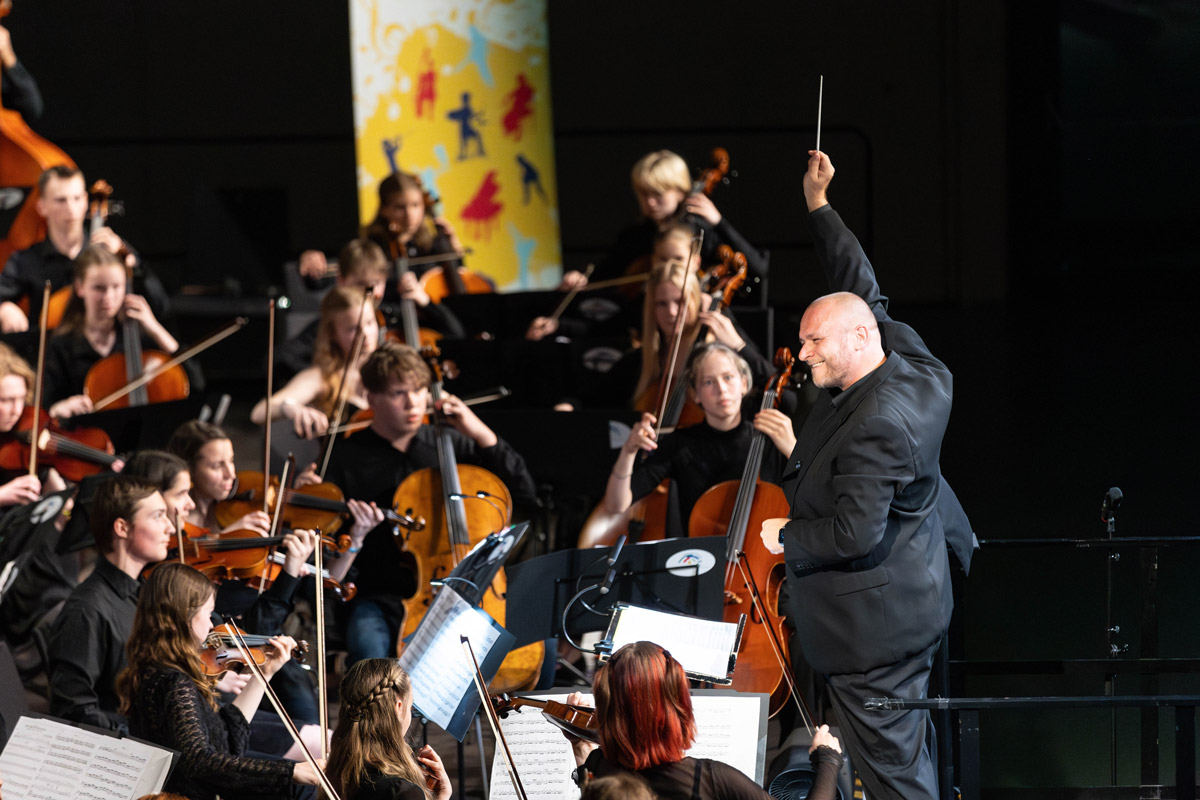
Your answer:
[441,522,529,606]
[504,536,727,648]
[67,396,205,454]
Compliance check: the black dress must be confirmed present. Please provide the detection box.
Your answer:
[127,668,294,800]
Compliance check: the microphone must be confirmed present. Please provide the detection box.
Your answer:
[448,491,509,519]
[598,534,627,595]
[1101,486,1123,523]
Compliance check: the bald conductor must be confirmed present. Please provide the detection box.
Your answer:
[760,151,971,800]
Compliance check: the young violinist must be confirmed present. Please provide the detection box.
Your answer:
[299,172,474,303]
[42,244,182,419]
[252,285,381,440]
[0,342,68,505]
[165,420,270,535]
[561,150,767,290]
[47,474,175,731]
[278,238,464,383]
[326,658,451,800]
[601,342,795,541]
[322,340,536,663]
[117,562,323,800]
[0,166,170,333]
[565,641,843,800]
[120,449,327,760]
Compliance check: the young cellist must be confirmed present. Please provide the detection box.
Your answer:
[600,342,795,541]
[322,340,536,664]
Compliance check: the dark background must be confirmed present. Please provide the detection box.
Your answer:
[6,0,1200,792]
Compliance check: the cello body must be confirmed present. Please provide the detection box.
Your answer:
[0,96,75,266]
[689,479,792,715]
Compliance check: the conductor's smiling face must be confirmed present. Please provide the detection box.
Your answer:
[798,304,853,390]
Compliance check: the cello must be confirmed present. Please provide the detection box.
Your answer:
[687,348,797,716]
[391,346,544,692]
[0,0,75,266]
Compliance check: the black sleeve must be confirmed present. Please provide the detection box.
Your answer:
[43,334,83,406]
[157,672,295,797]
[238,571,301,634]
[807,745,845,800]
[0,252,32,304]
[453,432,538,509]
[628,431,682,503]
[417,299,467,339]
[711,217,768,281]
[1,62,44,119]
[46,604,125,732]
[704,758,776,799]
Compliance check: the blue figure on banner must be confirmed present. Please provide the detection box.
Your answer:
[454,25,494,87]
[382,136,403,174]
[447,92,486,161]
[516,154,547,205]
[508,222,536,288]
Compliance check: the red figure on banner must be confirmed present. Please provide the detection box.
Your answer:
[460,171,503,241]
[502,73,535,140]
[415,49,436,118]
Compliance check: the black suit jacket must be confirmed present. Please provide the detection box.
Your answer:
[781,204,969,675]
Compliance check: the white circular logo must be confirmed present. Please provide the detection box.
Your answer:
[30,495,65,525]
[664,549,716,577]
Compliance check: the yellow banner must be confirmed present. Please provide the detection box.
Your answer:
[349,0,560,289]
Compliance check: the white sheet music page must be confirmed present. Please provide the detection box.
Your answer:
[609,605,739,681]
[0,715,172,800]
[398,586,503,731]
[488,690,765,798]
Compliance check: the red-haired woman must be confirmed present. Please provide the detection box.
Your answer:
[566,641,843,800]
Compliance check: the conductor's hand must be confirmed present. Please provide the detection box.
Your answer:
[260,635,297,679]
[803,150,835,212]
[621,412,658,456]
[759,517,787,555]
[754,408,796,456]
[810,724,842,754]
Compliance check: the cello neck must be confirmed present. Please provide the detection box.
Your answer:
[429,369,471,555]
[724,389,775,566]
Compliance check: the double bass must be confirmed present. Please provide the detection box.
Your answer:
[688,348,797,716]
[392,347,543,692]
[0,0,75,266]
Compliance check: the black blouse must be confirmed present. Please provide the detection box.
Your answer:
[127,668,294,800]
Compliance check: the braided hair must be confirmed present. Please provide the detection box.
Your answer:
[327,659,429,799]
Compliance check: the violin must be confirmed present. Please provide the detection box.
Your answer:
[215,469,422,542]
[200,622,308,676]
[0,405,118,482]
[492,694,599,743]
[0,0,77,268]
[81,184,190,409]
[687,348,797,716]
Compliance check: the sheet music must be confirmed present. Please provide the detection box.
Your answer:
[0,716,173,800]
[609,605,740,681]
[490,693,582,800]
[489,690,765,799]
[398,587,504,731]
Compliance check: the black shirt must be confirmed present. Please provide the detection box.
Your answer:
[583,750,775,800]
[323,425,537,626]
[629,411,789,540]
[0,236,170,323]
[128,668,294,800]
[348,766,425,800]
[0,61,44,119]
[46,555,138,731]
